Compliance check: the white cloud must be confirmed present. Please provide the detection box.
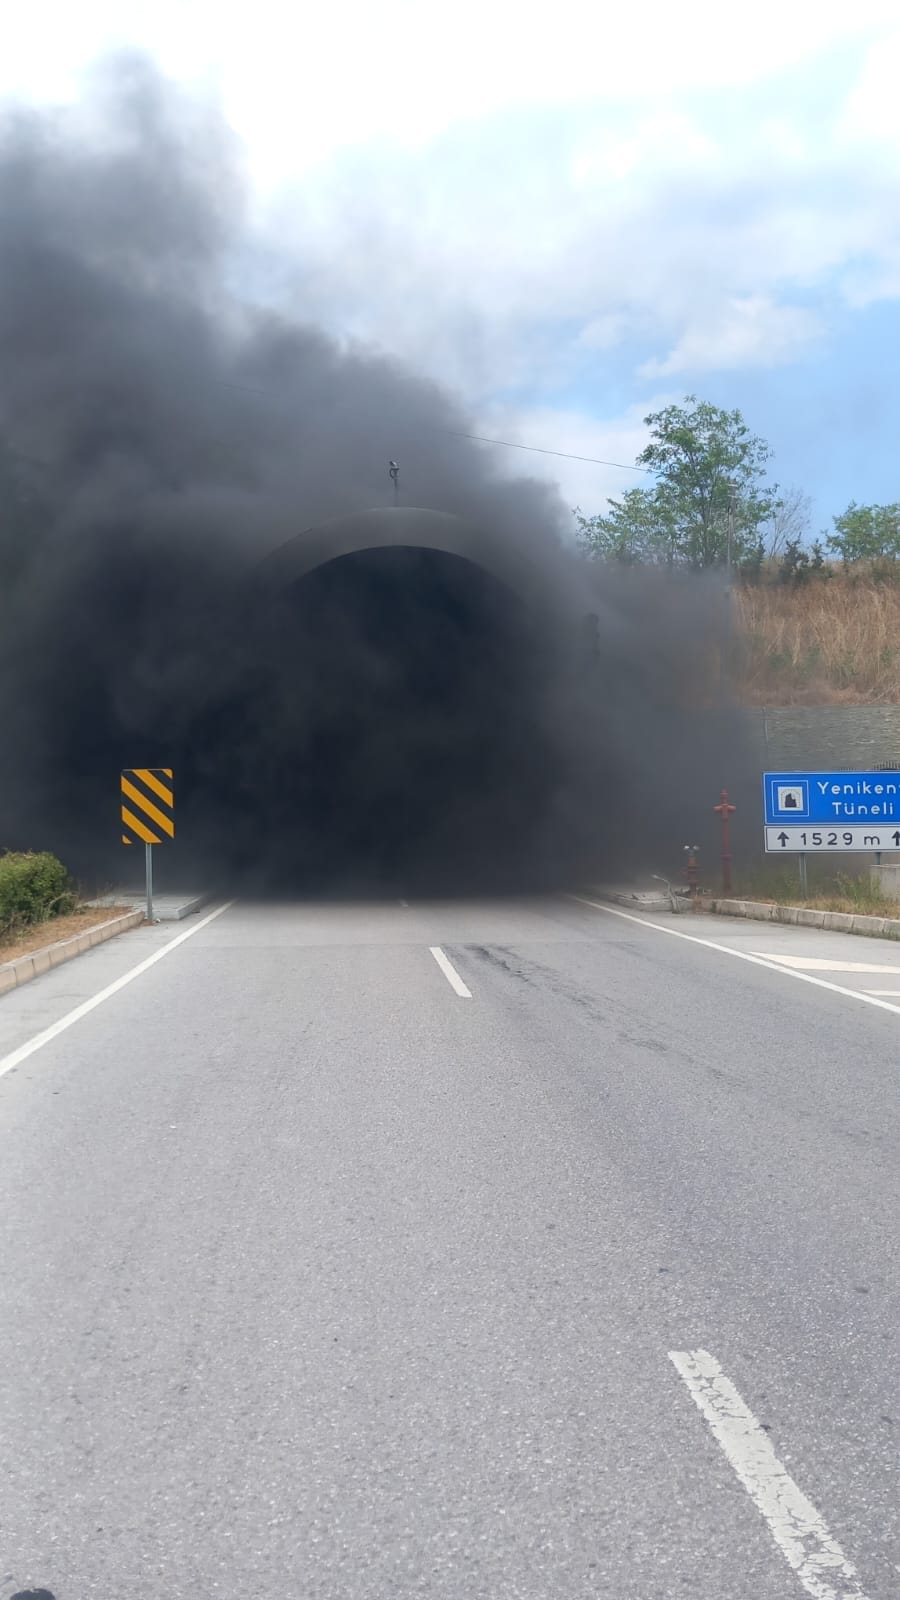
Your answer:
[639,296,823,378]
[842,248,900,309]
[0,1,895,182]
[3,0,900,503]
[473,401,664,526]
[577,315,628,352]
[838,24,900,144]
[259,77,894,398]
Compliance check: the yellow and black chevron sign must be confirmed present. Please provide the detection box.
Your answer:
[121,768,175,845]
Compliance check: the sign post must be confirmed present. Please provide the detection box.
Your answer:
[145,840,154,924]
[714,788,736,895]
[121,769,175,923]
[763,771,900,854]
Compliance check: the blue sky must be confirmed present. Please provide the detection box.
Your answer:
[498,295,900,533]
[2,0,899,534]
[702,301,900,536]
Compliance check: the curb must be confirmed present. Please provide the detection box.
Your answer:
[167,893,211,922]
[707,897,900,941]
[0,910,144,997]
[87,891,212,922]
[586,888,686,913]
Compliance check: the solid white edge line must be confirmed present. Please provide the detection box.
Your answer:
[0,900,236,1081]
[566,895,900,1019]
[669,1349,869,1600]
[429,945,472,998]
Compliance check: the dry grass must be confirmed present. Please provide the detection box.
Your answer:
[733,573,900,704]
[0,905,132,964]
[737,888,900,917]
[789,893,900,916]
[730,863,900,917]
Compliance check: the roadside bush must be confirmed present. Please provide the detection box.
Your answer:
[0,851,76,937]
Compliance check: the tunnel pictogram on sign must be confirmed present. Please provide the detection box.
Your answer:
[121,768,175,846]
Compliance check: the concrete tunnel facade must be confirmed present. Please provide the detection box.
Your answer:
[255,505,549,604]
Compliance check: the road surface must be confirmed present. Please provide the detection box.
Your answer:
[0,895,898,1599]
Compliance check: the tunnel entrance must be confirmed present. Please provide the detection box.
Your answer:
[187,544,568,894]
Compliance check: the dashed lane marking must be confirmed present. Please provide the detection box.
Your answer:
[429,946,472,998]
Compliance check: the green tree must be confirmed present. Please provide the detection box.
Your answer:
[575,488,676,566]
[777,537,811,585]
[828,502,900,566]
[577,395,780,570]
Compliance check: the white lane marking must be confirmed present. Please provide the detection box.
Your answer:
[429,946,472,998]
[864,989,900,996]
[670,1349,869,1600]
[567,896,900,1019]
[752,954,900,974]
[0,901,236,1081]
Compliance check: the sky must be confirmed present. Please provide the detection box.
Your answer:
[2,0,899,533]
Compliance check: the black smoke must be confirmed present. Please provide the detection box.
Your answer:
[0,57,739,896]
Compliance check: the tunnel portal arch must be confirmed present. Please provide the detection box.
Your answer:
[257,505,538,603]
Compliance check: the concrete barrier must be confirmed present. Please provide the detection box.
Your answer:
[0,910,143,996]
[709,898,900,941]
[851,914,889,937]
[796,908,826,929]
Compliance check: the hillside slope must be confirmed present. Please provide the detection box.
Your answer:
[733,576,900,705]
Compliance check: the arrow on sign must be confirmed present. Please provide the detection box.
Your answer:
[778,832,789,847]
[893,832,900,846]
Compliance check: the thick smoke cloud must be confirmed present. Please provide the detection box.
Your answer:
[0,56,741,896]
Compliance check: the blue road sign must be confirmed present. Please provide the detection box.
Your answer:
[763,771,900,828]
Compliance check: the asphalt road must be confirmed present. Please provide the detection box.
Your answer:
[0,895,898,1599]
